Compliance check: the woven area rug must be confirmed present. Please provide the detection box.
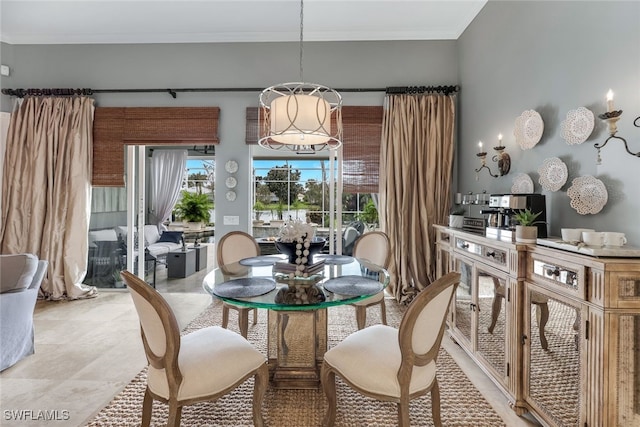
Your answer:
[86,298,505,426]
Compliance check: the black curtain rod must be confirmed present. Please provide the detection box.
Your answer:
[386,85,460,95]
[1,85,459,99]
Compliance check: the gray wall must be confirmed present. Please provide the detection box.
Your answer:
[4,1,638,246]
[458,0,640,245]
[0,40,458,239]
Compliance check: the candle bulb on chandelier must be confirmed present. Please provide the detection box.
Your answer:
[606,89,614,112]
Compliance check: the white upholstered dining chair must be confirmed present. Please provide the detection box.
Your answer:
[350,231,391,329]
[121,271,268,427]
[321,271,461,427]
[217,231,260,338]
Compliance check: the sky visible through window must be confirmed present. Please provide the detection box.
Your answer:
[186,159,327,182]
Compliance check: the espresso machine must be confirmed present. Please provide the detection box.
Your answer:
[481,194,547,241]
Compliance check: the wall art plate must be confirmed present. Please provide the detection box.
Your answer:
[225,176,237,189]
[514,110,544,150]
[225,190,237,202]
[567,175,608,215]
[560,107,594,145]
[511,173,534,194]
[225,160,238,173]
[537,157,568,192]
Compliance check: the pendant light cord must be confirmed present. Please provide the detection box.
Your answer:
[299,0,304,82]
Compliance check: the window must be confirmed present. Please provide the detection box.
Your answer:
[183,158,215,196]
[252,159,378,228]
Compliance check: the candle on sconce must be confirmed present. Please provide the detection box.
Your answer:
[498,133,503,146]
[606,89,614,112]
[478,141,483,153]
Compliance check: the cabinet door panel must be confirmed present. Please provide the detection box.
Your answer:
[476,268,507,379]
[610,313,640,426]
[525,284,584,427]
[453,258,474,345]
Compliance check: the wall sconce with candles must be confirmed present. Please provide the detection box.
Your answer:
[475,134,511,180]
[595,89,640,164]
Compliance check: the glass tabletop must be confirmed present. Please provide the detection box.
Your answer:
[202,255,390,311]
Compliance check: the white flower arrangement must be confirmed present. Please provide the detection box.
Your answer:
[278,219,316,277]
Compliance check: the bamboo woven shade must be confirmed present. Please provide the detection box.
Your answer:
[245,107,263,144]
[92,107,220,187]
[245,106,383,193]
[122,107,220,145]
[341,106,383,194]
[93,107,125,186]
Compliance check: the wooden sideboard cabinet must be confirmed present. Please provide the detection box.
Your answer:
[525,245,640,427]
[434,225,528,412]
[434,225,640,427]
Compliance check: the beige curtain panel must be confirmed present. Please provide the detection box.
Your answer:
[1,96,97,300]
[380,94,455,304]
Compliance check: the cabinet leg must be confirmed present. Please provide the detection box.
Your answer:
[509,400,529,416]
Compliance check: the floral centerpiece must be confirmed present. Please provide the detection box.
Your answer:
[275,219,326,277]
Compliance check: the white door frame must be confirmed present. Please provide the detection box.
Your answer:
[126,145,147,279]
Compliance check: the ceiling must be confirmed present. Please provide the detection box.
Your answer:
[0,0,487,45]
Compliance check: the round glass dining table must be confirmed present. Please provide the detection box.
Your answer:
[202,254,390,389]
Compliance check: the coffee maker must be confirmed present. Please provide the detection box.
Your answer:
[481,194,547,241]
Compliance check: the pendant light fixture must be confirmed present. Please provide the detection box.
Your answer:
[258,0,342,152]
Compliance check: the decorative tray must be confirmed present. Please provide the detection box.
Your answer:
[323,275,383,296]
[273,260,326,275]
[213,277,276,298]
[239,255,286,266]
[314,254,354,265]
[536,238,640,258]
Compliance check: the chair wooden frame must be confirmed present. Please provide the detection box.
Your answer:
[121,271,269,427]
[350,231,391,329]
[321,272,460,427]
[216,231,259,338]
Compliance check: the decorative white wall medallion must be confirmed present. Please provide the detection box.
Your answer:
[225,160,238,173]
[514,110,544,150]
[567,175,608,215]
[560,107,594,145]
[538,157,568,192]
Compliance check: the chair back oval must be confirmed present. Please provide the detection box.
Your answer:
[216,231,260,266]
[352,231,390,268]
[121,271,182,379]
[398,272,460,370]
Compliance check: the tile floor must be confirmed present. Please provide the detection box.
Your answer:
[0,244,540,426]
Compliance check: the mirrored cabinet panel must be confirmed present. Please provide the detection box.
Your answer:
[453,258,473,345]
[525,286,583,427]
[476,268,507,377]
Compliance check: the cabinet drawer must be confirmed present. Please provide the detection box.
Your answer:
[527,253,585,300]
[454,237,509,271]
[437,229,452,247]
